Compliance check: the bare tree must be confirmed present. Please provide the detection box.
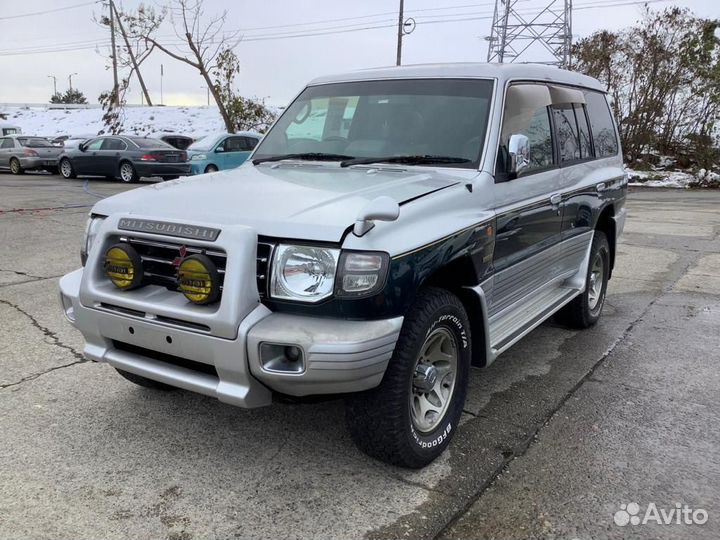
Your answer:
[123,0,240,131]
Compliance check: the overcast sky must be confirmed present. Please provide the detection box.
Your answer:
[0,0,718,107]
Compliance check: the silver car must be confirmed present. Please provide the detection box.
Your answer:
[0,135,63,174]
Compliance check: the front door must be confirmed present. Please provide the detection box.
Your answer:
[0,138,13,168]
[222,136,252,168]
[74,138,104,174]
[490,83,565,316]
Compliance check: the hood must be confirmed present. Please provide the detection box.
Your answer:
[92,162,466,242]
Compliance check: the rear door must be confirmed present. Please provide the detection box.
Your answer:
[490,82,565,316]
[99,137,128,176]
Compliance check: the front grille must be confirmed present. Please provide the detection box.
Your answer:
[113,340,218,377]
[117,236,272,300]
[256,242,273,298]
[119,236,227,294]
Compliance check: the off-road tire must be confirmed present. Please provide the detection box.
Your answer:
[345,287,471,468]
[10,158,24,175]
[555,231,610,328]
[115,368,176,391]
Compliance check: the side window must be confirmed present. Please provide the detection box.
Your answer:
[224,137,244,152]
[86,139,104,151]
[499,84,555,178]
[215,138,227,152]
[241,137,259,151]
[574,105,593,159]
[552,105,581,163]
[0,138,14,149]
[101,138,126,151]
[584,91,619,157]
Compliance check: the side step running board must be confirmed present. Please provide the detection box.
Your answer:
[489,286,580,355]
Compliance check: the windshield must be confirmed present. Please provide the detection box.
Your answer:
[188,134,220,152]
[253,78,493,169]
[18,137,52,148]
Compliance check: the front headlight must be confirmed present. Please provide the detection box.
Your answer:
[190,154,207,161]
[270,245,340,302]
[81,215,106,266]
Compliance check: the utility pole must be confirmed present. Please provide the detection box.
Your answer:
[47,75,57,96]
[396,0,404,66]
[486,0,573,67]
[108,0,119,105]
[68,73,78,91]
[160,64,164,105]
[201,86,210,106]
[111,0,153,106]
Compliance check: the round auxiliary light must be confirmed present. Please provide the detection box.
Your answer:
[177,254,220,305]
[104,243,143,290]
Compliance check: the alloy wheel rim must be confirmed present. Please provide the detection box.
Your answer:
[120,164,133,182]
[11,161,19,173]
[61,161,71,177]
[410,327,458,433]
[588,253,605,310]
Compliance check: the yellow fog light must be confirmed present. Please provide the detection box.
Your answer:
[104,243,143,290]
[177,254,220,305]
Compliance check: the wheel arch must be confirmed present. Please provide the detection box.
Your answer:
[595,204,616,278]
[421,256,489,368]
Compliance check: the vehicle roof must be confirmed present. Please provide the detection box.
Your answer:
[308,62,606,92]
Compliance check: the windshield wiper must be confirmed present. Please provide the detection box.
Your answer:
[340,155,472,168]
[253,152,355,165]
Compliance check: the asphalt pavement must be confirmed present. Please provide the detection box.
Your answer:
[0,172,718,540]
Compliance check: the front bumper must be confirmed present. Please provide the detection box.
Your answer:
[60,269,402,407]
[133,161,192,177]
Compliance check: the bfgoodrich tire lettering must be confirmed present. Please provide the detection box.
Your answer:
[345,287,471,468]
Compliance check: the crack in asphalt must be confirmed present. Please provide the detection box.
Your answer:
[0,299,87,390]
[429,254,701,540]
[0,268,46,280]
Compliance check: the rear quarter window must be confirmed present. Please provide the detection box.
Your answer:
[584,91,619,157]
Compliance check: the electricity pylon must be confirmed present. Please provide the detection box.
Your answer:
[486,0,573,67]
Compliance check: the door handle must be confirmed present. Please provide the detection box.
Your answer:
[549,193,562,205]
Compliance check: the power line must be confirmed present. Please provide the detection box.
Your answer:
[0,0,675,56]
[0,1,98,21]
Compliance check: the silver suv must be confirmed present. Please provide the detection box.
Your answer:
[59,63,626,468]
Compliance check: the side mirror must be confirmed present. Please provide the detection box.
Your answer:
[353,196,400,237]
[215,146,225,153]
[507,133,530,179]
[78,143,87,152]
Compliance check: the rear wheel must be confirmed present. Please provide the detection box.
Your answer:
[119,161,139,183]
[204,164,218,173]
[556,231,610,328]
[346,287,471,468]
[9,158,24,175]
[59,158,76,179]
[115,368,176,391]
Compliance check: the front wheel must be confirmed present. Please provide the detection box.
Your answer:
[59,158,76,179]
[204,164,218,173]
[119,161,139,183]
[345,287,471,468]
[556,231,610,328]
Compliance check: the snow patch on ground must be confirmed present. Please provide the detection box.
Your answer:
[627,168,719,189]
[0,106,225,139]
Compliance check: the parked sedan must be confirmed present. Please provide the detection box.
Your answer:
[58,135,191,183]
[160,134,194,150]
[0,135,63,174]
[187,132,261,174]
